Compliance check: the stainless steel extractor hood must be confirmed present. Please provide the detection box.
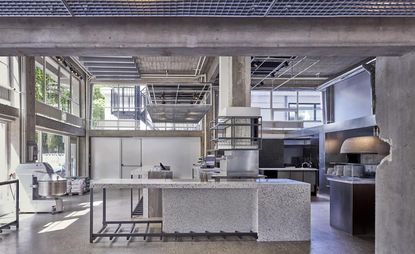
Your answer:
[340,136,389,155]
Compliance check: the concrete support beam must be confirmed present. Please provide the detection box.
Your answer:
[1,18,415,56]
[0,104,19,120]
[36,115,86,137]
[218,56,251,113]
[20,57,36,162]
[375,53,415,254]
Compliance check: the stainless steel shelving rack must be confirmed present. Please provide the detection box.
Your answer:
[210,116,262,151]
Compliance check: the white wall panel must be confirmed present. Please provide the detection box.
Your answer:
[91,137,200,179]
[91,137,121,179]
[334,71,373,122]
[142,137,200,179]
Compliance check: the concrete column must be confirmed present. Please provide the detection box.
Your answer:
[375,53,415,254]
[218,56,251,114]
[21,56,36,163]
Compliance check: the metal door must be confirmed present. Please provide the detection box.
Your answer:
[121,138,142,179]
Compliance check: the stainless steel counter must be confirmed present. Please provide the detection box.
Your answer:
[326,176,375,185]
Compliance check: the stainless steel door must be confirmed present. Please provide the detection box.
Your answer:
[121,138,142,179]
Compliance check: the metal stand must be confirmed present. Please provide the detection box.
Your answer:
[89,187,258,243]
[130,174,143,217]
[0,180,19,233]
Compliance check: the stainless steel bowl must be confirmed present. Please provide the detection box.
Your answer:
[38,179,67,197]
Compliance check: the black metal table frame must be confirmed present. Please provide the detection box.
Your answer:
[90,187,258,243]
[0,179,19,232]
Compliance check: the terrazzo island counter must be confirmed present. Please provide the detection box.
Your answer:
[91,178,311,242]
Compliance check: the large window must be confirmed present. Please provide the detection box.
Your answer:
[0,57,10,89]
[91,84,201,131]
[251,90,323,128]
[0,121,7,181]
[35,57,81,117]
[36,131,68,176]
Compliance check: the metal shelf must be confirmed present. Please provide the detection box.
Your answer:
[210,116,262,151]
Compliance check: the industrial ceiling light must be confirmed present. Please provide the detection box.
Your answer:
[340,136,389,155]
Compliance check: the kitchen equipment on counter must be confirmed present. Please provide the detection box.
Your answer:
[334,165,344,176]
[343,165,352,177]
[364,165,377,177]
[15,163,66,213]
[153,163,171,171]
[327,167,335,175]
[350,164,365,177]
[211,107,263,179]
[220,150,259,177]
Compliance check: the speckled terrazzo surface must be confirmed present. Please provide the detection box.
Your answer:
[91,178,309,189]
[91,178,310,242]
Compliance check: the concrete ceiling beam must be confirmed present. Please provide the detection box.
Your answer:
[1,17,415,56]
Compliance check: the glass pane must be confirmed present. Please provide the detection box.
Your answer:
[60,67,71,113]
[298,90,322,104]
[70,140,77,177]
[11,57,20,88]
[92,86,106,121]
[45,57,59,108]
[272,91,297,108]
[0,122,7,181]
[41,132,66,176]
[273,110,287,121]
[260,109,272,121]
[35,57,45,102]
[251,90,271,108]
[71,76,81,116]
[0,57,10,88]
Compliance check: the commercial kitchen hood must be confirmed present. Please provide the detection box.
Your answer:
[340,136,389,155]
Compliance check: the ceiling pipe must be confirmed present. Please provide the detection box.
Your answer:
[273,60,321,91]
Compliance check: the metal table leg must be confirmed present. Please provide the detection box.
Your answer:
[102,188,106,226]
[16,180,19,229]
[89,188,94,243]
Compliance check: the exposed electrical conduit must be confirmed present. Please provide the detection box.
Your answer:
[252,56,303,89]
[273,60,321,91]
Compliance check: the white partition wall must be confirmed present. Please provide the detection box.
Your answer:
[91,137,121,179]
[141,137,201,179]
[91,137,200,179]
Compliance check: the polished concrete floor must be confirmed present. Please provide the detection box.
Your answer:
[0,190,374,254]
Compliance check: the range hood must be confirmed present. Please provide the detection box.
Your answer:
[340,136,389,155]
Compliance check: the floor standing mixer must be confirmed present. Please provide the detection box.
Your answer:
[15,163,67,213]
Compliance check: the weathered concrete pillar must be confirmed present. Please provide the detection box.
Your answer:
[375,53,415,254]
[21,56,36,162]
[218,56,251,114]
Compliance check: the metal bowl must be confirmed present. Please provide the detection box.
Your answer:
[38,179,67,198]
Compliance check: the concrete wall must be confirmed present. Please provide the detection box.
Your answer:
[375,53,415,254]
[334,71,372,122]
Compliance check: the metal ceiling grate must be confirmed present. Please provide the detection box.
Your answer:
[0,0,71,16]
[268,0,415,16]
[1,0,415,17]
